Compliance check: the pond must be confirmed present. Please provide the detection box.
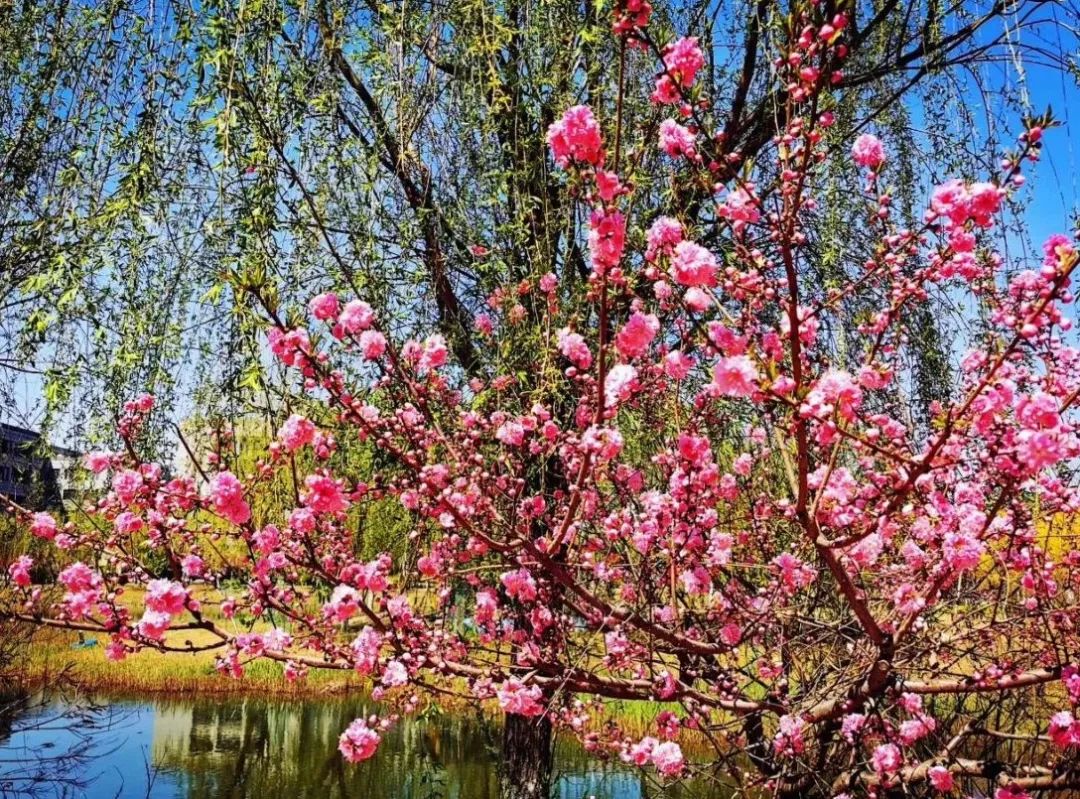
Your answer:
[0,694,721,799]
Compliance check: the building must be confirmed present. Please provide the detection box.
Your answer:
[0,423,83,509]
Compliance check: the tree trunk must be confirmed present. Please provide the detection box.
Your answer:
[499,713,552,799]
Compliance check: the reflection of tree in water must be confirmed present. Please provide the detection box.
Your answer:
[147,697,720,799]
[0,691,131,798]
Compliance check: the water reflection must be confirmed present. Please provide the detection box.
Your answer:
[0,695,717,798]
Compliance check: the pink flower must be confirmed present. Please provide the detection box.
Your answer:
[658,119,697,159]
[501,568,538,602]
[358,330,387,360]
[29,512,57,540]
[339,300,375,334]
[650,741,684,777]
[325,584,361,623]
[181,554,205,578]
[871,743,903,776]
[112,470,144,504]
[772,552,817,592]
[496,678,545,716]
[773,714,806,756]
[717,188,761,229]
[928,765,953,791]
[664,350,693,379]
[279,414,316,451]
[625,736,656,766]
[645,217,683,261]
[995,789,1031,799]
[381,659,409,687]
[943,531,985,572]
[145,579,188,616]
[670,240,717,287]
[557,328,592,369]
[137,610,172,641]
[496,420,526,447]
[588,209,626,273]
[8,555,32,587]
[712,355,759,397]
[339,718,381,762]
[547,105,604,167]
[304,474,351,514]
[1048,711,1080,748]
[58,562,99,593]
[210,471,251,525]
[84,452,112,473]
[113,511,143,534]
[595,169,623,202]
[351,626,383,674]
[851,133,885,168]
[615,312,659,359]
[308,292,340,321]
[604,363,639,406]
[652,37,705,103]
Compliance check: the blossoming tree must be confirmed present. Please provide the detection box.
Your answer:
[6,4,1080,799]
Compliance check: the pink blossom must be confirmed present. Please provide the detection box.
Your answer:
[418,334,448,372]
[595,169,623,202]
[279,414,316,451]
[871,743,902,775]
[381,659,409,687]
[339,718,381,762]
[181,554,205,578]
[773,714,806,756]
[29,512,57,540]
[474,588,499,625]
[652,37,705,103]
[496,420,526,447]
[712,355,759,397]
[625,736,656,766]
[325,585,361,623]
[112,470,144,504]
[615,312,659,359]
[658,119,697,159]
[339,300,375,334]
[304,474,351,514]
[588,209,626,273]
[309,292,340,321]
[146,579,188,616]
[358,330,387,360]
[650,741,684,777]
[1048,711,1080,748]
[772,552,817,592]
[664,350,693,379]
[114,511,143,534]
[604,363,639,406]
[928,765,953,791]
[210,471,251,525]
[137,610,172,641]
[670,240,717,287]
[8,555,32,587]
[58,562,99,593]
[501,568,538,602]
[557,328,592,369]
[496,678,545,716]
[645,217,683,261]
[547,105,604,167]
[83,452,111,473]
[717,188,761,230]
[351,626,383,674]
[851,133,885,169]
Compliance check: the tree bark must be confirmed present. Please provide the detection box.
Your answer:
[500,713,553,799]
